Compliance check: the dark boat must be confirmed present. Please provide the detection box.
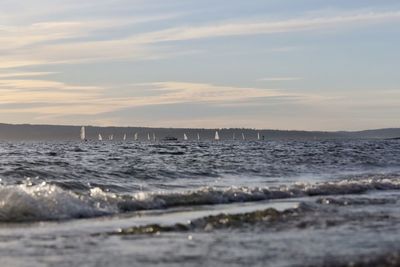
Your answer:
[162,136,178,141]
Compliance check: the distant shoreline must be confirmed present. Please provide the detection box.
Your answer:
[1,123,400,141]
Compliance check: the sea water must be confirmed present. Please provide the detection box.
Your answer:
[0,140,400,266]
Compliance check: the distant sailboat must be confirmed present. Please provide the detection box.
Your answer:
[153,133,156,142]
[183,133,188,141]
[98,134,103,141]
[215,131,220,141]
[257,132,260,141]
[242,133,245,141]
[123,133,127,141]
[134,133,138,141]
[109,134,114,141]
[80,126,86,141]
[147,133,151,141]
[197,133,200,141]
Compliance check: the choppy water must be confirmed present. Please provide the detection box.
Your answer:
[1,140,400,266]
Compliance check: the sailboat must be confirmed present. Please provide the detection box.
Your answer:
[183,133,188,141]
[123,133,127,141]
[109,134,114,141]
[153,133,156,142]
[257,132,261,141]
[80,126,86,141]
[147,133,151,141]
[215,131,220,141]
[98,134,103,141]
[242,133,245,141]
[134,133,138,141]
[197,133,200,141]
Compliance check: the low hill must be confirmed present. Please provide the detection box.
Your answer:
[0,123,399,141]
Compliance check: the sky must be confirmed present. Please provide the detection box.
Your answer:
[0,0,400,131]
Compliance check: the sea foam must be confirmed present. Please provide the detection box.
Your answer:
[0,175,399,222]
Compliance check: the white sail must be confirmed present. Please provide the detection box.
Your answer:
[123,134,127,141]
[80,126,86,141]
[257,132,260,140]
[183,133,188,141]
[153,133,156,141]
[109,134,114,141]
[134,133,138,141]
[215,131,220,141]
[242,133,245,141]
[147,133,151,141]
[98,134,103,141]
[197,133,200,141]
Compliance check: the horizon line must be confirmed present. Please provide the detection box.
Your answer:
[1,122,399,133]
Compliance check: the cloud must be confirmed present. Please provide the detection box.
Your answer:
[1,74,398,130]
[0,71,57,78]
[257,77,303,82]
[116,11,400,46]
[113,81,323,108]
[141,82,289,104]
[0,77,317,119]
[1,10,400,69]
[0,13,182,68]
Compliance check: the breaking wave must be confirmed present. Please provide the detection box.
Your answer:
[1,175,400,222]
[0,182,108,222]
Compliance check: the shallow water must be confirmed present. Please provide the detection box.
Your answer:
[0,140,400,266]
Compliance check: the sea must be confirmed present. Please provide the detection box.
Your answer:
[1,139,400,267]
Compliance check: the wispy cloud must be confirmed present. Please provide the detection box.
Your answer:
[0,78,316,118]
[141,82,289,104]
[0,71,57,78]
[258,77,303,82]
[128,11,400,43]
[0,13,182,68]
[1,10,400,68]
[1,75,398,129]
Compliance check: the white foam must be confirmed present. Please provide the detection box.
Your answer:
[0,183,108,222]
[1,175,400,222]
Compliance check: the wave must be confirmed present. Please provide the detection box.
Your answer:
[316,196,397,206]
[107,206,303,236]
[0,182,109,222]
[1,175,400,222]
